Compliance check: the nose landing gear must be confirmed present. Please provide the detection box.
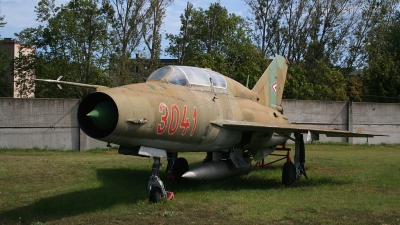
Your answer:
[148,157,167,203]
[148,157,174,203]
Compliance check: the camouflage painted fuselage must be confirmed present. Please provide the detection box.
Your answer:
[78,61,289,153]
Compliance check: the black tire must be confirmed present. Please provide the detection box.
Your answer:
[149,186,162,203]
[282,161,295,186]
[171,157,189,180]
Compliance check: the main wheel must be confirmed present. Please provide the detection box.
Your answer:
[171,157,189,180]
[149,186,162,203]
[282,161,295,186]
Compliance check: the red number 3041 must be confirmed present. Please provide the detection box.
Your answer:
[157,103,197,136]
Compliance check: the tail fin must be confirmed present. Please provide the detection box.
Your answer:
[252,55,288,112]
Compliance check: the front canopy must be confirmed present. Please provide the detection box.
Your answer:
[147,66,227,88]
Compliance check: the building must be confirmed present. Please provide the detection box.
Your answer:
[0,38,35,98]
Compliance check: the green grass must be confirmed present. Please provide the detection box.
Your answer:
[0,145,399,225]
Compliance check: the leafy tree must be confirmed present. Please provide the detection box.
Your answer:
[16,0,112,98]
[284,64,314,99]
[284,60,348,101]
[165,2,193,65]
[362,11,400,102]
[346,75,363,102]
[141,0,173,73]
[104,0,149,86]
[166,3,265,86]
[245,0,398,68]
[13,0,171,98]
[244,0,285,59]
[246,0,400,101]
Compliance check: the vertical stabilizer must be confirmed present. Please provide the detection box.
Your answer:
[252,55,288,112]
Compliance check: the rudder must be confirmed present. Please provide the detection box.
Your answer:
[252,55,288,112]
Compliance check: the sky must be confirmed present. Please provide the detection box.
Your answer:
[0,0,250,57]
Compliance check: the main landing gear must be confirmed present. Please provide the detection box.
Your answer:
[282,133,308,186]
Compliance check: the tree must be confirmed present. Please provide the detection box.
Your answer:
[284,60,348,101]
[104,0,149,86]
[340,0,400,75]
[16,0,112,98]
[284,64,314,99]
[166,3,235,64]
[246,0,400,101]
[166,3,265,86]
[362,11,400,103]
[165,2,193,65]
[13,0,171,98]
[141,0,173,73]
[0,15,6,28]
[346,75,363,102]
[246,0,362,65]
[244,0,285,59]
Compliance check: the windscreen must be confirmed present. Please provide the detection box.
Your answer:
[147,67,172,80]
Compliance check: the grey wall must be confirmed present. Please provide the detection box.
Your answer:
[352,102,400,144]
[0,98,398,150]
[0,98,106,150]
[282,100,399,144]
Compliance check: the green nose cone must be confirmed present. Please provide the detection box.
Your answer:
[87,101,117,131]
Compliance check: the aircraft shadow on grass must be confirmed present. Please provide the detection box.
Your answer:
[0,168,148,224]
[0,165,349,224]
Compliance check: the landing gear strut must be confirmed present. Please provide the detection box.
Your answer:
[148,157,167,203]
[282,133,308,186]
[294,133,308,180]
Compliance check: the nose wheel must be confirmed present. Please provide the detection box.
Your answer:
[148,156,175,203]
[149,186,163,203]
[148,157,167,203]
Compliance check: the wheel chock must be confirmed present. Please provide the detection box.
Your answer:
[166,191,175,200]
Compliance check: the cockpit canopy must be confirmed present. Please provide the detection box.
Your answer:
[147,66,227,89]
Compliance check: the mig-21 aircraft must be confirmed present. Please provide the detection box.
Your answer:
[35,55,383,203]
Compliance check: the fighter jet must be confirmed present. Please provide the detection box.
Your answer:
[35,55,382,203]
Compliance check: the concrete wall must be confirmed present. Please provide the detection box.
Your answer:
[0,98,106,150]
[0,98,398,150]
[282,100,349,143]
[282,100,399,144]
[352,102,400,144]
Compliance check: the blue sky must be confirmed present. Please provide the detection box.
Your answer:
[0,0,250,57]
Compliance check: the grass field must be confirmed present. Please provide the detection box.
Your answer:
[0,144,399,225]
